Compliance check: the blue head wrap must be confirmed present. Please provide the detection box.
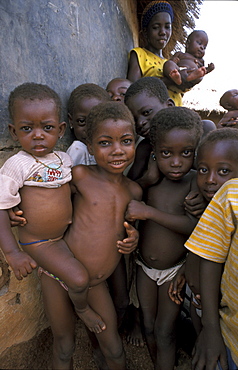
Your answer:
[141,1,174,30]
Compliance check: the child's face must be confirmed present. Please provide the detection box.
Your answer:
[145,12,172,52]
[69,97,102,144]
[186,32,208,59]
[106,79,131,103]
[88,119,135,174]
[125,92,171,138]
[9,98,65,157]
[197,140,238,202]
[220,89,238,111]
[154,128,196,181]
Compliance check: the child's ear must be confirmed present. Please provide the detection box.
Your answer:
[68,113,73,130]
[58,121,66,139]
[8,124,18,141]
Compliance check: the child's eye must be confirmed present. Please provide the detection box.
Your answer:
[120,93,126,97]
[99,141,110,146]
[218,168,230,175]
[77,118,86,126]
[143,109,152,117]
[44,125,54,131]
[183,150,193,157]
[198,167,207,174]
[21,126,32,132]
[123,138,133,145]
[161,150,170,157]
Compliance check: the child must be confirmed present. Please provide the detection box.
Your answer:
[170,129,238,337]
[124,76,175,186]
[2,85,139,369]
[125,106,202,370]
[185,178,238,369]
[106,78,132,103]
[163,30,215,91]
[66,83,110,166]
[127,0,183,106]
[0,82,107,340]
[62,101,142,369]
[218,89,238,128]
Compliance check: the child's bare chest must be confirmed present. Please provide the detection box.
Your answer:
[147,178,191,214]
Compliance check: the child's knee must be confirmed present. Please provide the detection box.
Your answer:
[53,337,75,362]
[68,269,89,292]
[102,340,124,362]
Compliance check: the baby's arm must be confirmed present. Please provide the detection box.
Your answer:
[0,210,37,280]
[192,258,227,370]
[206,62,215,74]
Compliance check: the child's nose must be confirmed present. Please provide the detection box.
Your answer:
[206,172,216,184]
[112,94,122,102]
[33,128,44,139]
[171,157,182,167]
[112,143,124,154]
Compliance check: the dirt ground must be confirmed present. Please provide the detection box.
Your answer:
[1,313,194,369]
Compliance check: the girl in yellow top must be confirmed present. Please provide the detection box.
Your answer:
[127,1,183,106]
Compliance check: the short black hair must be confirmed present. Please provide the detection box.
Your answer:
[150,106,203,149]
[124,77,170,105]
[86,101,135,144]
[68,83,110,116]
[197,127,238,158]
[8,82,62,120]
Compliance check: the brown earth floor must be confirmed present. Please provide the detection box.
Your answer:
[1,314,194,369]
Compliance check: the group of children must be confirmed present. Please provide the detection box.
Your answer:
[0,1,237,370]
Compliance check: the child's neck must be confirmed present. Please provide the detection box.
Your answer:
[145,45,164,58]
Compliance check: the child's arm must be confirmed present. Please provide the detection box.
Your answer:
[192,258,227,370]
[168,262,186,305]
[117,222,139,254]
[8,207,27,227]
[126,200,197,235]
[184,190,207,218]
[127,51,142,82]
[0,210,37,280]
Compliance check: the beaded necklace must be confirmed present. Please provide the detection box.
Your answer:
[30,152,63,170]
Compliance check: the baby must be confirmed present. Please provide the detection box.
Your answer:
[163,30,215,91]
[218,89,238,128]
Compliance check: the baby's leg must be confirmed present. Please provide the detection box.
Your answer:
[107,256,129,329]
[186,66,206,81]
[137,265,158,363]
[163,60,182,85]
[41,273,76,370]
[23,239,106,333]
[88,282,126,370]
[154,281,181,370]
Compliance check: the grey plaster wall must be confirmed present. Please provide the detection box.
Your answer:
[0,0,134,152]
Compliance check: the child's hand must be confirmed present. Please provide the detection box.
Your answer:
[6,250,37,280]
[192,294,201,309]
[8,207,27,227]
[168,269,186,305]
[125,200,147,222]
[184,191,207,218]
[117,222,138,254]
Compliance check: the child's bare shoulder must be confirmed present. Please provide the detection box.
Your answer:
[123,175,142,200]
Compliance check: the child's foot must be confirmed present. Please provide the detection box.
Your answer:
[187,67,206,81]
[77,306,106,333]
[126,322,145,347]
[169,69,182,85]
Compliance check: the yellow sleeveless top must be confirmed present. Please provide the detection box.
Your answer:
[131,47,183,106]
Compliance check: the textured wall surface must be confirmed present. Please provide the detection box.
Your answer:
[0,0,135,155]
[0,0,136,360]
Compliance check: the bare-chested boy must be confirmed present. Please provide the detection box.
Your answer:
[62,101,142,369]
[125,106,203,370]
